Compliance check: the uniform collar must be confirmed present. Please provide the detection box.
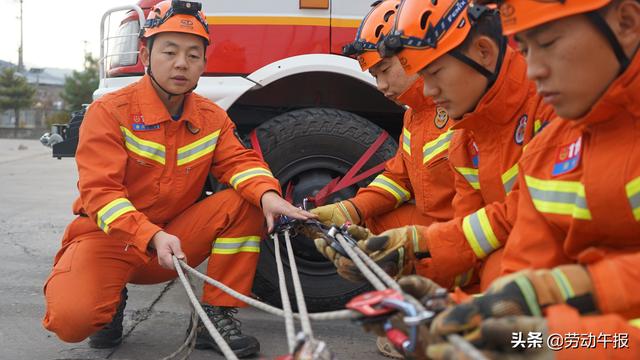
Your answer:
[136,75,203,128]
[572,52,640,128]
[452,48,531,131]
[397,78,432,111]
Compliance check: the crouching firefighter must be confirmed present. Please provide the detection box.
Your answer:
[41,1,314,357]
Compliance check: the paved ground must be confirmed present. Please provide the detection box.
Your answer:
[0,139,385,360]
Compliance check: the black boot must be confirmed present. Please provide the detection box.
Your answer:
[195,305,260,357]
[89,287,128,349]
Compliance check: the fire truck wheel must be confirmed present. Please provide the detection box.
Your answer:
[250,107,397,312]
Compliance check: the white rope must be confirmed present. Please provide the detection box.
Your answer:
[178,260,356,321]
[272,233,297,353]
[172,256,238,360]
[283,230,313,337]
[334,233,426,312]
[333,232,386,290]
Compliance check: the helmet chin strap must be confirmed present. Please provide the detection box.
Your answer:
[449,35,508,117]
[584,11,632,75]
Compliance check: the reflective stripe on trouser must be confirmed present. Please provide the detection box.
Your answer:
[42,189,264,342]
[368,174,412,205]
[525,175,591,220]
[456,167,480,190]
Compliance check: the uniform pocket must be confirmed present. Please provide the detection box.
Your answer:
[43,241,79,294]
[421,156,455,219]
[174,155,212,195]
[123,156,161,209]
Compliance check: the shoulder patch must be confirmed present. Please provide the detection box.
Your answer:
[514,114,528,145]
[434,107,449,129]
[552,137,582,177]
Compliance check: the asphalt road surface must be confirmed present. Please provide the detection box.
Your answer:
[0,139,386,360]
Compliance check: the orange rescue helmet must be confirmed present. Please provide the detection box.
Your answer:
[343,0,401,71]
[488,0,611,35]
[140,0,210,45]
[483,0,629,73]
[381,0,499,75]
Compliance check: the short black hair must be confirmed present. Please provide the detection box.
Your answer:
[456,9,503,53]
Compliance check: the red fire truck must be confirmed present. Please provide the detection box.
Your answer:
[44,0,404,311]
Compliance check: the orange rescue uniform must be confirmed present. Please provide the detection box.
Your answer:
[413,48,555,291]
[350,79,456,248]
[43,75,280,342]
[501,54,640,352]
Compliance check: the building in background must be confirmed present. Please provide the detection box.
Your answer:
[0,61,71,130]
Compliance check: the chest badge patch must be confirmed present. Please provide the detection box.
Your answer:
[514,114,528,145]
[132,123,160,131]
[552,137,582,177]
[434,107,449,129]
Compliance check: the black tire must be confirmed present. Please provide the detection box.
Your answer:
[251,108,397,312]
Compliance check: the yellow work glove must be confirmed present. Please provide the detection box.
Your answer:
[430,264,596,346]
[314,225,427,282]
[310,200,361,227]
[427,316,550,360]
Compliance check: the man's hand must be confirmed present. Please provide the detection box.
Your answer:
[310,200,361,227]
[313,225,420,282]
[149,231,186,270]
[260,191,316,232]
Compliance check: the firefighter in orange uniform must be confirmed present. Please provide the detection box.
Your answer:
[312,1,456,357]
[312,0,457,282]
[41,1,314,357]
[424,1,640,358]
[316,0,554,294]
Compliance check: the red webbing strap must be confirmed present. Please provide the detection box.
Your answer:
[312,131,389,206]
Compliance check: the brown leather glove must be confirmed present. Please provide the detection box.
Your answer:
[427,316,550,360]
[314,225,426,282]
[310,200,361,227]
[430,265,596,345]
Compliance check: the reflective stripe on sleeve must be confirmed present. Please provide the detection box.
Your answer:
[229,167,274,189]
[456,167,480,190]
[369,174,411,205]
[501,163,519,194]
[625,176,640,221]
[97,198,136,233]
[454,269,474,288]
[462,208,500,259]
